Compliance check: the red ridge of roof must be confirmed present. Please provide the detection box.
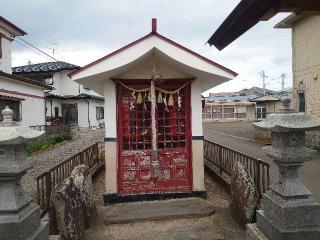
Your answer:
[69,31,238,77]
[0,16,26,36]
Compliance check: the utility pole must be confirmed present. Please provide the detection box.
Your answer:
[280,74,287,92]
[260,70,268,96]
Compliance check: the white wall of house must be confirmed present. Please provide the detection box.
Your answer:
[74,100,105,129]
[0,26,13,74]
[51,70,102,97]
[50,99,104,129]
[43,70,105,129]
[45,99,62,118]
[0,77,45,126]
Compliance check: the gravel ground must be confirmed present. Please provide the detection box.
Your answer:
[22,129,104,195]
[85,170,246,240]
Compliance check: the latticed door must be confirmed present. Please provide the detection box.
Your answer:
[117,83,192,195]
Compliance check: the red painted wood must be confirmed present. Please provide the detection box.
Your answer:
[152,18,157,32]
[117,82,192,195]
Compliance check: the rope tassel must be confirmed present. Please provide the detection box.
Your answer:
[147,91,151,101]
[168,94,174,106]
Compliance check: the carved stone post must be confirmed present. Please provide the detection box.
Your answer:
[247,98,320,240]
[0,106,49,240]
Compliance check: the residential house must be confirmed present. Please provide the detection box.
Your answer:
[275,14,320,117]
[203,94,257,121]
[0,16,51,126]
[275,14,320,148]
[203,87,292,121]
[13,61,105,129]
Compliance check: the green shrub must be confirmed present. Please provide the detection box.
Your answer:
[26,133,72,155]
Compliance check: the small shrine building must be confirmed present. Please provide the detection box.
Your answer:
[70,19,237,204]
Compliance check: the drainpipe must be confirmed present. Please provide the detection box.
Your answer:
[85,100,91,129]
[50,100,53,118]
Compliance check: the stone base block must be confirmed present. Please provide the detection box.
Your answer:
[26,221,49,240]
[262,192,320,228]
[257,210,320,240]
[247,224,269,240]
[0,203,43,240]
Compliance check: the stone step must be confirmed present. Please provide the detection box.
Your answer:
[104,197,215,225]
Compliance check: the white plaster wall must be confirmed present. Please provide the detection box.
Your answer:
[0,26,12,74]
[191,79,203,137]
[89,101,105,128]
[0,37,11,74]
[0,77,45,126]
[104,79,117,138]
[52,70,102,97]
[77,101,89,128]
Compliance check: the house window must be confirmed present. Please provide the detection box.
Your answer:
[43,76,53,85]
[202,105,212,119]
[256,105,267,119]
[298,92,305,112]
[223,107,235,118]
[96,107,104,120]
[0,99,20,121]
[54,107,59,117]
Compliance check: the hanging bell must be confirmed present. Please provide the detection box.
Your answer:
[136,92,143,104]
[178,92,182,109]
[157,92,163,103]
[168,94,174,106]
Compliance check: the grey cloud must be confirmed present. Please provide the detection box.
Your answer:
[1,0,292,91]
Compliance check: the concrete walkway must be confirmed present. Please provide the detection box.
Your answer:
[204,123,320,201]
[105,198,216,224]
[81,170,246,240]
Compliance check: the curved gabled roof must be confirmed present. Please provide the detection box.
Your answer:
[69,32,238,78]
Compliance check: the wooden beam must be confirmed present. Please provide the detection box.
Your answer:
[277,0,320,12]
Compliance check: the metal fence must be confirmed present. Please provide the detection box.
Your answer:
[29,124,70,136]
[36,142,104,216]
[203,139,270,197]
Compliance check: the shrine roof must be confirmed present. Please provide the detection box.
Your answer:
[69,19,237,95]
[69,31,237,78]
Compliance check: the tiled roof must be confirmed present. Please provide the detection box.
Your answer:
[12,61,80,74]
[0,71,53,89]
[251,95,281,102]
[45,92,104,101]
[205,95,258,103]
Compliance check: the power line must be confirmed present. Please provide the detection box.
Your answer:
[16,36,59,62]
[13,39,47,58]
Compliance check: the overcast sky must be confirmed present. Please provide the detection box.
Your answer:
[2,0,292,94]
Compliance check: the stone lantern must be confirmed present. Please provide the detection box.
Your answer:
[0,106,48,240]
[248,98,320,240]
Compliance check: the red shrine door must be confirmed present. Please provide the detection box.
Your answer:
[117,82,192,195]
